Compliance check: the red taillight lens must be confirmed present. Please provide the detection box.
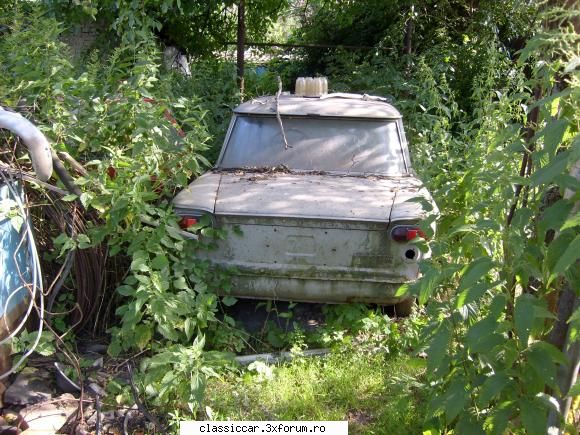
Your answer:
[391,226,426,242]
[179,217,198,229]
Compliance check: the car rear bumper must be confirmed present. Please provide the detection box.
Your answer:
[215,260,414,304]
[228,275,408,304]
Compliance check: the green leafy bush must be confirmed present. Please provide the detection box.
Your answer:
[397,11,579,435]
[0,3,235,416]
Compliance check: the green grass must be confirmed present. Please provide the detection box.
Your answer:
[204,349,427,434]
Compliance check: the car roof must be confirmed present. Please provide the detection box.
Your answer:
[234,93,402,119]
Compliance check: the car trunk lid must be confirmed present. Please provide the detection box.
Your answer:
[215,172,399,222]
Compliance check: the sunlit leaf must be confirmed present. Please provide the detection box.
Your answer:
[151,254,169,270]
[538,200,573,235]
[552,235,580,276]
[221,296,237,307]
[457,258,494,293]
[444,377,470,422]
[427,325,451,372]
[456,281,492,309]
[530,150,570,187]
[568,381,580,397]
[540,119,568,156]
[477,373,510,407]
[515,294,535,347]
[520,399,547,435]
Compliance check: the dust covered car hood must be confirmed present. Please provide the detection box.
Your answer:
[173,171,431,223]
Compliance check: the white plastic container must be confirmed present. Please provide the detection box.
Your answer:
[305,77,315,96]
[320,77,328,95]
[295,76,329,97]
[295,77,306,96]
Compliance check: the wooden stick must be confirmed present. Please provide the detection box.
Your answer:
[0,162,67,195]
[224,41,386,51]
[57,151,88,177]
[235,348,329,366]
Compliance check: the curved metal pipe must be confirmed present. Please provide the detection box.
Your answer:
[0,108,53,181]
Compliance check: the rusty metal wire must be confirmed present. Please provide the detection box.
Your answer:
[1,133,109,335]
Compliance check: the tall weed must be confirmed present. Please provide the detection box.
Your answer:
[400,15,579,435]
[0,4,231,415]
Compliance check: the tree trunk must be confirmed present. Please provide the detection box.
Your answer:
[547,160,580,432]
[237,0,246,99]
[506,86,541,227]
[403,6,414,55]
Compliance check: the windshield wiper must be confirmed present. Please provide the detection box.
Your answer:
[275,76,291,150]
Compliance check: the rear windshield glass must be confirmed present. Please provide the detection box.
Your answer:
[218,116,407,175]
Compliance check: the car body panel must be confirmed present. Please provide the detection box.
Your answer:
[390,177,437,221]
[224,276,407,304]
[234,94,402,119]
[173,172,220,214]
[191,214,424,304]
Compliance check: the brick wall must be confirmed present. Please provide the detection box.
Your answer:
[61,20,106,59]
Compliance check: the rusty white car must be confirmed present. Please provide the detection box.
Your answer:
[173,84,436,315]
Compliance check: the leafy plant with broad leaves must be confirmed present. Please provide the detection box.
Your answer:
[395,8,579,434]
[139,335,234,414]
[0,4,238,417]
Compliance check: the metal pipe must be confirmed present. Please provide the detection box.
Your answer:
[235,348,329,366]
[0,108,53,181]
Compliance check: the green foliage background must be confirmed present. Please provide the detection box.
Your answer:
[42,0,289,55]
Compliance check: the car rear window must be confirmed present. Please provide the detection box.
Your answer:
[218,116,408,175]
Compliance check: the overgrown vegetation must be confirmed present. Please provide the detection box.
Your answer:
[0,4,239,416]
[44,0,289,55]
[204,352,427,434]
[0,0,578,433]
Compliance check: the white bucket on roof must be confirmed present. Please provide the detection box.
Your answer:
[295,77,306,96]
[295,77,328,97]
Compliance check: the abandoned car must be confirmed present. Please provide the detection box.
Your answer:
[173,79,436,315]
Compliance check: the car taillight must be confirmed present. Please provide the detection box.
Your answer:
[179,217,198,229]
[391,225,426,242]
